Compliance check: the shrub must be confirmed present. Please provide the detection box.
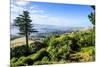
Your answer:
[47,46,58,61]
[10,45,30,58]
[31,48,51,62]
[36,57,50,65]
[47,35,70,61]
[34,57,52,65]
[34,61,51,65]
[14,61,24,66]
[10,57,18,63]
[57,45,70,60]
[29,41,47,53]
[11,40,48,58]
[34,61,43,65]
[42,57,49,62]
[77,29,95,47]
[22,57,34,65]
[10,57,26,66]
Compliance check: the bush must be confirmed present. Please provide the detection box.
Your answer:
[34,61,43,65]
[11,40,48,58]
[36,57,50,65]
[42,57,49,62]
[10,45,30,58]
[57,45,70,60]
[10,57,18,63]
[29,41,47,53]
[77,30,95,47]
[34,57,52,65]
[69,37,80,51]
[22,57,34,65]
[30,48,51,62]
[10,57,25,66]
[11,56,34,66]
[34,61,51,65]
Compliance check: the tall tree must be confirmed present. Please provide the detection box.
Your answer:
[14,11,37,46]
[88,6,95,46]
[88,5,95,26]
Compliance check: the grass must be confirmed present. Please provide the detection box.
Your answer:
[11,37,34,48]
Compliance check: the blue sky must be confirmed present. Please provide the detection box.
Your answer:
[11,0,93,27]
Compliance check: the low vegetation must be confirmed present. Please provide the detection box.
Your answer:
[10,29,95,66]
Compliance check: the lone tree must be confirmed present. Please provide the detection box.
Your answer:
[88,5,95,26]
[14,11,37,46]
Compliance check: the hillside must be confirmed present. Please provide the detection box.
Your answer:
[10,29,95,66]
[11,37,34,48]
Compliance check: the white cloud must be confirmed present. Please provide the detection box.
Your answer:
[30,13,71,26]
[11,1,71,26]
[15,1,30,6]
[11,0,46,24]
[11,1,26,23]
[28,5,45,14]
[11,4,25,14]
[11,0,30,6]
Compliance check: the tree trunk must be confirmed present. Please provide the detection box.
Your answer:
[26,33,28,46]
[25,21,29,47]
[25,26,29,55]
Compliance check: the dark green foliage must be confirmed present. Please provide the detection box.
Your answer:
[47,29,94,61]
[14,11,37,46]
[11,57,34,66]
[10,41,48,59]
[42,57,49,62]
[91,5,95,10]
[57,45,70,61]
[29,41,47,53]
[34,57,50,65]
[11,45,31,58]
[88,5,95,25]
[31,48,51,62]
[47,35,70,61]
[43,36,51,46]
[34,61,52,65]
[10,57,25,66]
[11,57,18,63]
[33,56,53,65]
[22,57,34,65]
[78,29,95,47]
[88,12,95,25]
[70,37,80,51]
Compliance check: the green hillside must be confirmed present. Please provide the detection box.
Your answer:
[10,29,95,66]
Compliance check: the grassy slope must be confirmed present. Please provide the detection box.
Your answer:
[11,37,34,48]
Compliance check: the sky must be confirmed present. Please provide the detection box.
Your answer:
[11,0,93,27]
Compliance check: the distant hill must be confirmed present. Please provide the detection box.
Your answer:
[11,23,90,36]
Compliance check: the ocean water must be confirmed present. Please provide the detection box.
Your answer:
[10,24,67,35]
[11,26,19,35]
[10,24,86,36]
